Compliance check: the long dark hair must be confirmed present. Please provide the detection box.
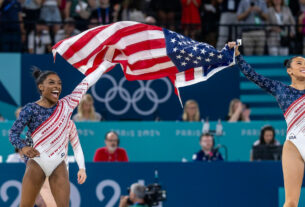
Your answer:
[31,66,58,94]
[259,125,275,145]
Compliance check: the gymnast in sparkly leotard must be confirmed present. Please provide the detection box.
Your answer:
[9,63,110,207]
[229,42,305,207]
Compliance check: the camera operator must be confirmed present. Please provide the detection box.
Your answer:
[119,183,149,207]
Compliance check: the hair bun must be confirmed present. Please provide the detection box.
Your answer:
[283,59,289,67]
[31,66,42,80]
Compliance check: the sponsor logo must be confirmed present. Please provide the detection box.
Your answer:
[61,152,65,158]
[288,133,296,140]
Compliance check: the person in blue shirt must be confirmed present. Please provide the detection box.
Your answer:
[192,133,223,162]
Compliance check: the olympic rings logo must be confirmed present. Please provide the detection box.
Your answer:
[91,75,172,116]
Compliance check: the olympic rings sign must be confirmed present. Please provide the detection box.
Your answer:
[91,75,172,116]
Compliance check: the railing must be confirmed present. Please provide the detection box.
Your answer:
[0,21,303,55]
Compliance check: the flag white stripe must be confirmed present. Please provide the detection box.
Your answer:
[54,25,105,56]
[125,61,174,75]
[127,48,167,64]
[114,30,165,50]
[194,67,203,80]
[175,71,186,83]
[67,21,140,64]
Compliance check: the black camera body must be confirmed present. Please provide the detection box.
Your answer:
[144,183,166,206]
[127,183,166,207]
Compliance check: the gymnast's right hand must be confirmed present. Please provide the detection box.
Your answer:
[21,146,40,158]
[227,42,240,57]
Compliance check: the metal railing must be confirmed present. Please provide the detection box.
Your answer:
[0,20,303,55]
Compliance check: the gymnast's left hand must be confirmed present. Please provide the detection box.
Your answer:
[77,169,87,184]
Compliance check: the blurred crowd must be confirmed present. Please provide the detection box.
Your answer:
[1,0,305,55]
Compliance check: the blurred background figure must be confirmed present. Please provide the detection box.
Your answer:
[119,183,148,207]
[216,0,240,50]
[28,19,52,54]
[267,0,295,56]
[121,0,146,22]
[90,0,117,25]
[201,0,222,46]
[227,98,251,122]
[192,133,223,161]
[0,114,5,122]
[251,125,281,161]
[0,0,25,52]
[180,99,201,122]
[54,17,80,43]
[93,131,129,162]
[149,0,181,30]
[181,0,201,39]
[6,148,24,162]
[237,0,268,55]
[72,94,102,122]
[22,0,42,35]
[39,0,62,35]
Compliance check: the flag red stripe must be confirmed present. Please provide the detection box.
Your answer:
[123,39,166,56]
[122,56,172,71]
[124,65,178,80]
[62,25,109,59]
[69,24,162,69]
[185,68,195,81]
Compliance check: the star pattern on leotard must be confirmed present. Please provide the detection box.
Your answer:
[10,103,57,149]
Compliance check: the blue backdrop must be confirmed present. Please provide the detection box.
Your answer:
[1,162,304,207]
[7,53,239,121]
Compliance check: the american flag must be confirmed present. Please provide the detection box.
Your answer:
[52,21,235,95]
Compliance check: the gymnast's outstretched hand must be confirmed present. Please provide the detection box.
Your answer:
[227,42,240,57]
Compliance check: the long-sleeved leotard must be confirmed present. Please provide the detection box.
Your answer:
[237,55,305,160]
[9,64,108,176]
[64,120,85,170]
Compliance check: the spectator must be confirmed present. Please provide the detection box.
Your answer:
[54,17,80,43]
[227,98,251,122]
[88,17,99,28]
[192,133,223,161]
[28,19,52,54]
[6,148,24,162]
[237,0,268,55]
[121,0,146,22]
[180,99,201,122]
[72,94,102,122]
[289,0,305,18]
[181,0,201,40]
[267,0,295,56]
[90,0,117,25]
[201,0,222,46]
[22,0,42,35]
[93,131,129,162]
[298,0,305,55]
[39,0,62,35]
[0,0,26,52]
[0,114,5,122]
[250,125,281,160]
[149,0,181,30]
[119,183,149,207]
[66,0,98,31]
[216,0,241,50]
